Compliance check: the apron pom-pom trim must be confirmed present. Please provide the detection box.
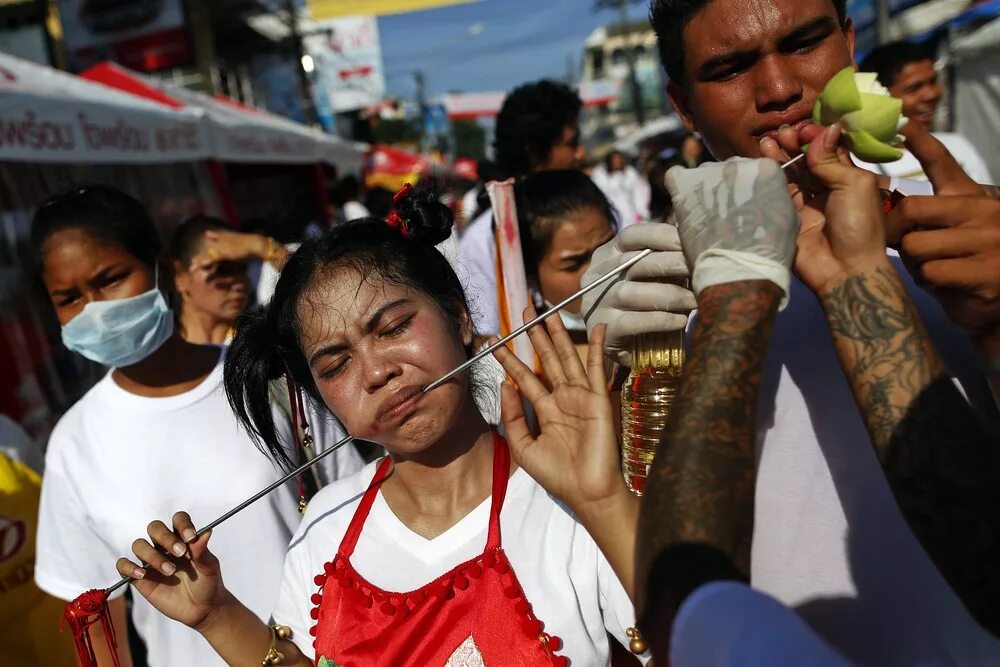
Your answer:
[63,589,121,667]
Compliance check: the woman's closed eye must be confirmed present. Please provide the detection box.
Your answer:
[317,315,414,380]
[380,314,414,339]
[319,355,349,381]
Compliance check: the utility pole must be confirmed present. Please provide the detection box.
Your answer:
[617,0,645,127]
[565,52,576,86]
[414,70,429,151]
[285,0,317,126]
[876,0,892,46]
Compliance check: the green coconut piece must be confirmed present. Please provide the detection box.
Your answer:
[815,66,862,125]
[842,93,904,143]
[845,127,904,162]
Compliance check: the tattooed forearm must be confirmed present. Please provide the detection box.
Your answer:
[820,263,1000,634]
[821,264,946,448]
[636,280,781,641]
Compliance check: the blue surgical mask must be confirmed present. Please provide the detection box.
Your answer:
[61,269,174,368]
[542,297,588,332]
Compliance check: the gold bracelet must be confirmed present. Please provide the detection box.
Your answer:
[264,237,281,264]
[262,624,293,666]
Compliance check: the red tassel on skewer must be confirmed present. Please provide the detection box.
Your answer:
[63,589,121,667]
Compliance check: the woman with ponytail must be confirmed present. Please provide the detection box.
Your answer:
[117,187,647,666]
[30,185,362,667]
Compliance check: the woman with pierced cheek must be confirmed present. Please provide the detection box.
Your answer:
[31,185,362,667]
[116,187,647,666]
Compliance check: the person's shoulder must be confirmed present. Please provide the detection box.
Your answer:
[461,209,494,246]
[305,460,378,514]
[509,469,591,536]
[45,375,114,459]
[287,460,381,552]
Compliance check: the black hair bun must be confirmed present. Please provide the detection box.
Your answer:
[394,187,454,246]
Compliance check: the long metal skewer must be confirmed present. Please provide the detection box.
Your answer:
[104,246,653,596]
[781,153,805,170]
[425,247,652,392]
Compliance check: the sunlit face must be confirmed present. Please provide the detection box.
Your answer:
[887,59,941,131]
[299,268,473,453]
[536,206,615,314]
[40,228,156,326]
[682,135,704,162]
[539,123,585,171]
[174,247,250,328]
[668,0,855,160]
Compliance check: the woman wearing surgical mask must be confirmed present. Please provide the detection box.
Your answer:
[30,185,362,667]
[514,170,618,341]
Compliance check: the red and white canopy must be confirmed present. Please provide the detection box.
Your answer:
[442,80,619,120]
[0,52,209,164]
[82,61,366,171]
[0,53,366,170]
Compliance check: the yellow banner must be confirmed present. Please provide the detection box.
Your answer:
[308,0,480,20]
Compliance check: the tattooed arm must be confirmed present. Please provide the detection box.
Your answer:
[818,260,1000,634]
[635,279,782,657]
[795,125,1000,635]
[632,158,800,662]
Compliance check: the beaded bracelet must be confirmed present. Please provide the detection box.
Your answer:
[262,624,293,666]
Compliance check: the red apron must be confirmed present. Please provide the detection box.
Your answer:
[309,433,567,666]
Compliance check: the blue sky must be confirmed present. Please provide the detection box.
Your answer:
[377,0,626,100]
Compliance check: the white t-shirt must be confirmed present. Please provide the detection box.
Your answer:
[456,209,499,336]
[854,132,994,185]
[34,355,363,667]
[273,461,645,666]
[749,253,1000,666]
[671,581,852,667]
[591,164,651,228]
[343,200,371,222]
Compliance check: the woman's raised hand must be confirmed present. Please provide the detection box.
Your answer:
[116,511,230,631]
[190,230,286,271]
[491,307,626,512]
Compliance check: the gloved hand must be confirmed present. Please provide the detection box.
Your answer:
[581,223,696,368]
[665,157,799,307]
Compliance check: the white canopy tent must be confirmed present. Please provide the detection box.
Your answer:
[0,53,366,171]
[0,52,210,165]
[81,61,366,173]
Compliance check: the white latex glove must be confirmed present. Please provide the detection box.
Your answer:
[581,223,696,368]
[665,157,799,306]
